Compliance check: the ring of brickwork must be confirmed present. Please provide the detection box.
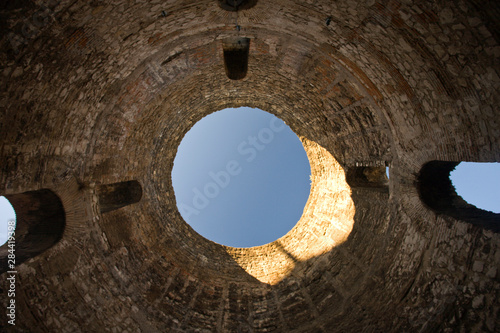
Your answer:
[145,97,355,285]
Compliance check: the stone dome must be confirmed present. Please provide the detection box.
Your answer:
[0,0,499,332]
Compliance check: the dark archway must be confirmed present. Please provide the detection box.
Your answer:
[0,189,65,273]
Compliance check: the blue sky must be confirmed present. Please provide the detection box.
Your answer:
[171,107,311,247]
[450,162,500,213]
[0,109,499,247]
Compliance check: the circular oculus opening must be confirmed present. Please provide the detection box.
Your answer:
[172,107,311,247]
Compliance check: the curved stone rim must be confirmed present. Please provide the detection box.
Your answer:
[147,102,355,284]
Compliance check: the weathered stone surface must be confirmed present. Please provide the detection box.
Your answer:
[0,0,498,332]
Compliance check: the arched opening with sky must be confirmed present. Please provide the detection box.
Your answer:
[450,162,500,214]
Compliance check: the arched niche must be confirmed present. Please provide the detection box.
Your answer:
[97,180,142,214]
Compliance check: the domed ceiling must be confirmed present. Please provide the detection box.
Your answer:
[0,0,498,332]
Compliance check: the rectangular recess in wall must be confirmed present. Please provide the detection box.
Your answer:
[222,37,250,80]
